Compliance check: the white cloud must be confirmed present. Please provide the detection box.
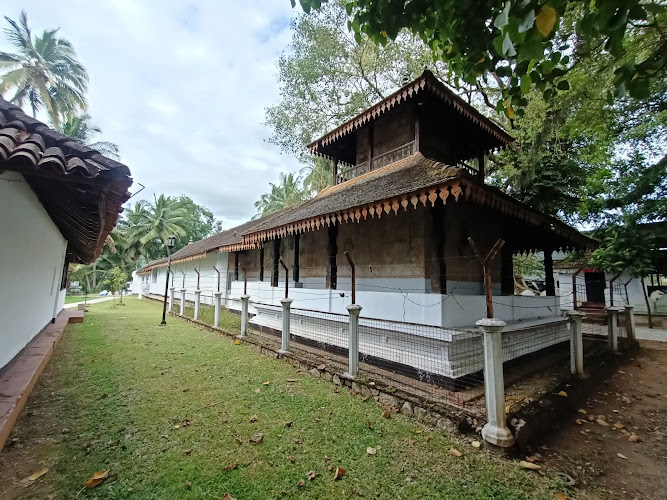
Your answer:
[2,0,303,228]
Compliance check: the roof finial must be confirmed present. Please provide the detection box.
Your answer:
[401,71,411,86]
[188,237,193,244]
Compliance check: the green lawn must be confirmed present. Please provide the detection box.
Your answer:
[64,294,88,304]
[0,297,567,499]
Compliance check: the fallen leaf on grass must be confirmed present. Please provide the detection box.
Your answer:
[382,409,392,419]
[306,470,318,480]
[323,455,330,462]
[367,447,377,455]
[182,419,192,427]
[471,441,481,448]
[408,439,415,446]
[224,464,238,470]
[596,419,609,427]
[250,433,264,445]
[525,455,541,463]
[327,465,333,471]
[415,429,422,434]
[284,421,292,427]
[617,453,628,460]
[425,437,433,443]
[555,493,569,500]
[558,391,568,397]
[249,415,258,423]
[263,381,270,385]
[366,421,373,430]
[295,438,303,445]
[27,468,48,481]
[222,494,236,500]
[520,461,541,470]
[629,434,642,443]
[234,339,241,345]
[254,388,261,393]
[184,449,191,455]
[286,379,297,383]
[186,482,192,489]
[86,469,110,488]
[235,436,243,445]
[333,466,346,480]
[288,456,295,463]
[297,480,305,487]
[449,448,462,457]
[505,405,510,414]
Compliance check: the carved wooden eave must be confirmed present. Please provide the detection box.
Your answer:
[307,69,513,157]
[237,177,595,253]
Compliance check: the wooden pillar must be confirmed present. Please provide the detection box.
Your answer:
[234,252,239,281]
[332,158,338,186]
[272,238,280,287]
[430,203,446,293]
[500,243,513,296]
[414,99,420,153]
[369,122,374,171]
[544,247,555,296]
[327,225,338,290]
[259,246,264,282]
[293,233,300,283]
[478,154,485,181]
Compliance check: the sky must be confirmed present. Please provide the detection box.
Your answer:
[1,0,303,228]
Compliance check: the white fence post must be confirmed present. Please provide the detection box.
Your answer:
[566,311,586,376]
[278,298,293,353]
[214,291,222,328]
[344,304,362,379]
[194,289,201,320]
[168,287,175,312]
[607,307,621,352]
[624,305,637,342]
[179,288,186,316]
[138,286,143,300]
[478,318,515,448]
[240,294,250,337]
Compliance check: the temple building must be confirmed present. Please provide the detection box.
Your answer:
[135,71,594,378]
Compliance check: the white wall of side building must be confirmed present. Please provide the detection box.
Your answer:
[0,171,68,369]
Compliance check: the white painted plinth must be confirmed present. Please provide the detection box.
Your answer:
[194,290,201,320]
[344,304,362,379]
[278,298,293,354]
[179,288,186,316]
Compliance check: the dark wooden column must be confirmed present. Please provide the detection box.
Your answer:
[332,158,338,186]
[430,203,446,293]
[478,154,485,181]
[259,246,264,281]
[272,238,280,287]
[234,252,239,281]
[293,233,300,282]
[326,225,338,289]
[500,243,514,295]
[544,247,555,296]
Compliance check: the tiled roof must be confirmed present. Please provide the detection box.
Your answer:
[0,97,132,263]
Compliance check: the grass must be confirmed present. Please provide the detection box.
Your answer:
[182,303,241,331]
[64,294,88,304]
[0,297,567,499]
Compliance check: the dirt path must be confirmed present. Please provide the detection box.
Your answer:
[538,341,667,499]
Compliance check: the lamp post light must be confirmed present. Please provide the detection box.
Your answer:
[161,235,176,325]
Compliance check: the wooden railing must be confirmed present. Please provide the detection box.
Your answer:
[335,141,416,185]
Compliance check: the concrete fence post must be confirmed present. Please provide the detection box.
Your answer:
[278,298,293,354]
[194,289,201,321]
[240,294,250,338]
[566,311,586,376]
[168,287,175,312]
[607,307,621,352]
[477,318,515,448]
[179,288,186,316]
[624,305,637,343]
[214,292,222,328]
[138,286,143,300]
[344,304,362,379]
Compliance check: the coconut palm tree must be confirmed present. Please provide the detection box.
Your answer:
[0,11,88,127]
[254,172,308,218]
[127,195,190,259]
[61,114,120,160]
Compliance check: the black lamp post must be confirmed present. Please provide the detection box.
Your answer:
[161,235,176,325]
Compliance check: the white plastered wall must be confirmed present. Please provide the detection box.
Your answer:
[0,171,68,369]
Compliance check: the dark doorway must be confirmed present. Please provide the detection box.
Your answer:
[584,272,606,304]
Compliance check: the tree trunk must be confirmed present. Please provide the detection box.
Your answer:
[641,278,653,329]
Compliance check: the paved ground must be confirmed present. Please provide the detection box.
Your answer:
[63,296,116,309]
[635,326,667,342]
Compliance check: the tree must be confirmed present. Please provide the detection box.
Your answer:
[173,195,223,247]
[104,267,129,306]
[60,114,120,160]
[126,195,190,259]
[294,0,667,118]
[0,11,88,126]
[254,172,308,218]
